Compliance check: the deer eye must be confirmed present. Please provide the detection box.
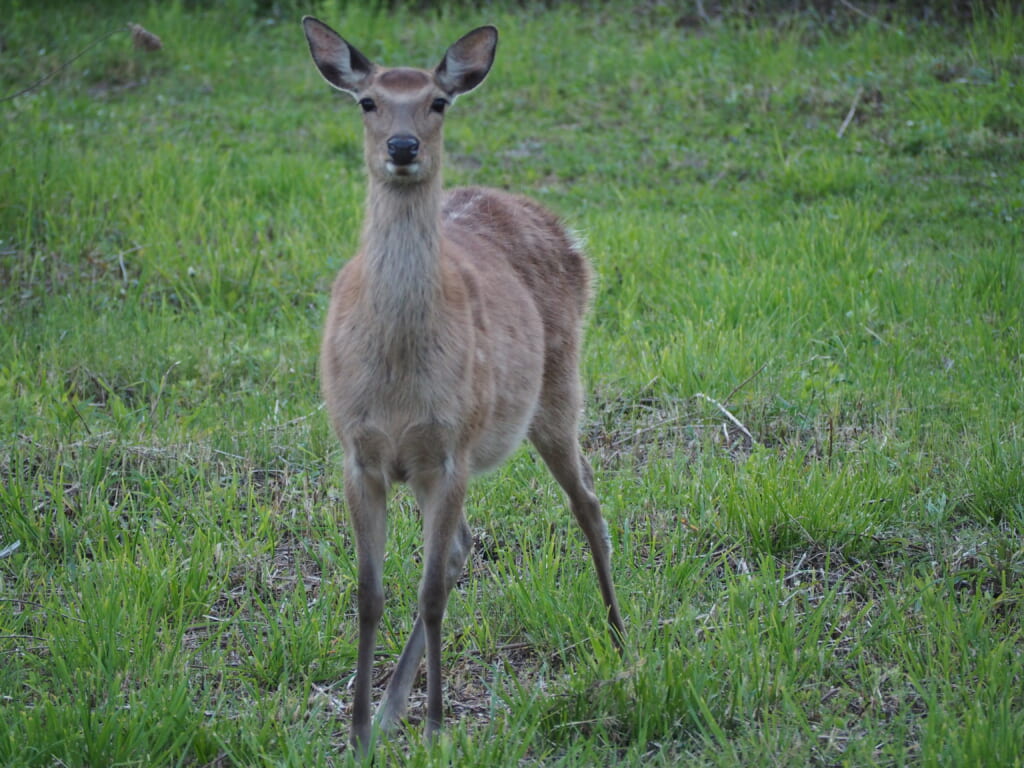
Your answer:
[358,97,376,113]
[430,97,448,114]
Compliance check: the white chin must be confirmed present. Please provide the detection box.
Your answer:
[385,161,422,179]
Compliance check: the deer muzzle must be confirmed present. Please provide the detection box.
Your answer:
[387,135,420,166]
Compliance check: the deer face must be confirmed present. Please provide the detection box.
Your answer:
[353,68,450,184]
[303,17,497,186]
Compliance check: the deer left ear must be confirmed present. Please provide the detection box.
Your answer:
[435,26,498,98]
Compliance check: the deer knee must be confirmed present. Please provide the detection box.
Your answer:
[418,574,450,626]
[358,578,385,625]
[444,523,472,581]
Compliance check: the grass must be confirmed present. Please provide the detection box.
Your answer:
[1,0,1023,765]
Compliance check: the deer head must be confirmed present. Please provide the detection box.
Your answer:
[302,17,497,185]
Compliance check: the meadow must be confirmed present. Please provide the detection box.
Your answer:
[1,1,1022,765]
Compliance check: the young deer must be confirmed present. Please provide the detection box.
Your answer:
[302,17,625,751]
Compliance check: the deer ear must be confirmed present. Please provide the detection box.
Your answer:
[435,26,498,98]
[302,16,375,96]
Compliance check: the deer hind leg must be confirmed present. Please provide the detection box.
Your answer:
[375,515,472,732]
[529,385,626,649]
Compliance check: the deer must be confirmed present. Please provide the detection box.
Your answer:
[301,16,626,753]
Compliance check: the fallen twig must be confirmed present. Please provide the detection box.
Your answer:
[609,414,709,449]
[0,541,20,559]
[837,86,864,139]
[1,22,161,104]
[695,392,757,445]
[838,0,896,30]
[722,361,769,406]
[150,360,180,421]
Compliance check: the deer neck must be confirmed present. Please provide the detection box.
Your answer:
[360,174,445,350]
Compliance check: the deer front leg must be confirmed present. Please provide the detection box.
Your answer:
[344,463,388,754]
[376,517,472,731]
[411,460,470,741]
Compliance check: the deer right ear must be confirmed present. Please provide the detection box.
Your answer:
[302,16,375,96]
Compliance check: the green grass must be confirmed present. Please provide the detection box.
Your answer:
[2,1,1023,765]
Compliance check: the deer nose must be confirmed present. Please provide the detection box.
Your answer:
[387,135,419,166]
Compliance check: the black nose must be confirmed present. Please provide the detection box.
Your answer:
[387,135,419,165]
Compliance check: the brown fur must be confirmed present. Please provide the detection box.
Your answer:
[303,16,625,753]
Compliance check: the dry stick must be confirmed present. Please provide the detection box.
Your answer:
[150,361,180,421]
[0,541,20,559]
[309,683,346,713]
[609,414,709,448]
[837,86,864,139]
[112,244,142,284]
[259,403,327,433]
[611,363,769,449]
[1,26,124,102]
[722,360,769,406]
[0,22,161,103]
[67,398,93,436]
[695,392,757,445]
[695,0,711,25]
[837,0,896,30]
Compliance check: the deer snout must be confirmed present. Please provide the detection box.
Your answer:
[387,135,419,166]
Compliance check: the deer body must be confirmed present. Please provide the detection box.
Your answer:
[303,17,624,753]
[326,187,556,482]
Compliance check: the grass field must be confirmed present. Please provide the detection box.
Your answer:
[2,1,1023,765]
